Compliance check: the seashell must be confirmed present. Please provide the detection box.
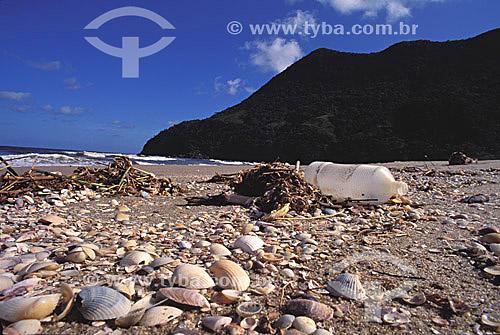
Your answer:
[77,286,131,320]
[211,290,241,305]
[481,313,500,327]
[55,283,75,321]
[210,260,250,291]
[286,299,333,322]
[113,280,135,300]
[115,212,130,222]
[0,294,60,322]
[242,223,254,235]
[484,265,500,276]
[327,273,366,301]
[1,278,41,297]
[293,316,316,334]
[236,302,262,317]
[159,288,210,309]
[209,243,232,257]
[172,329,200,335]
[478,226,500,235]
[130,293,158,311]
[465,242,487,257]
[490,243,500,257]
[480,233,500,244]
[0,275,14,292]
[0,257,22,271]
[138,306,182,326]
[39,215,66,224]
[117,205,131,212]
[261,253,283,262]
[171,264,215,289]
[66,249,87,263]
[115,308,146,328]
[280,268,295,279]
[3,319,42,334]
[234,235,264,253]
[382,312,410,325]
[240,316,258,330]
[119,251,153,267]
[275,314,295,329]
[202,316,232,332]
[402,293,426,306]
[150,256,175,268]
[252,283,275,296]
[16,261,60,278]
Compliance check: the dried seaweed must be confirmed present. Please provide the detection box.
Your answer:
[0,156,181,200]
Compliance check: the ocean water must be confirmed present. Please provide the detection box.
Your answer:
[0,146,251,167]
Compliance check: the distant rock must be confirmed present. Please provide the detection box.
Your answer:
[141,28,500,163]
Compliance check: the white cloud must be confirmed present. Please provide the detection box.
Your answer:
[10,105,33,113]
[25,59,61,71]
[52,106,86,116]
[41,104,54,112]
[0,91,31,102]
[316,0,442,21]
[227,78,242,95]
[245,38,303,73]
[64,77,93,90]
[273,9,317,35]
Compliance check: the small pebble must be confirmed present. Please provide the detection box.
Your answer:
[292,316,316,334]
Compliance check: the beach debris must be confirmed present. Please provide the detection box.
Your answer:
[286,299,333,321]
[159,288,210,309]
[448,152,477,165]
[171,264,215,289]
[233,235,264,253]
[77,286,131,321]
[235,302,262,317]
[402,293,426,306]
[209,260,250,291]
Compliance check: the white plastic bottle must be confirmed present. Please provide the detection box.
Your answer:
[304,162,409,205]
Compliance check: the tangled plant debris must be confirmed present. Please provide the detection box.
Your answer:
[0,156,181,202]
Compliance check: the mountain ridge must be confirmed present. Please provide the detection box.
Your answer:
[141,28,500,163]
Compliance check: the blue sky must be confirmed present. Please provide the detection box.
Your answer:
[1,0,499,154]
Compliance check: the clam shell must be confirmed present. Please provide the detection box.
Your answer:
[159,288,210,309]
[3,319,42,334]
[480,233,500,244]
[78,286,131,320]
[490,243,500,257]
[478,226,500,235]
[481,313,500,327]
[16,261,60,278]
[234,235,264,253]
[327,273,366,301]
[210,260,250,291]
[119,251,153,267]
[115,212,130,222]
[150,256,175,268]
[117,205,131,212]
[39,215,66,224]
[1,278,41,297]
[286,299,333,321]
[138,306,182,326]
[383,312,410,325]
[0,294,60,322]
[171,264,215,289]
[66,250,87,263]
[484,265,500,276]
[209,243,232,257]
[402,293,426,306]
[240,316,258,330]
[0,275,14,292]
[115,308,146,328]
[236,302,262,317]
[211,289,241,305]
[202,316,232,332]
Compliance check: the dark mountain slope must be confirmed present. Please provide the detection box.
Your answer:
[141,29,500,163]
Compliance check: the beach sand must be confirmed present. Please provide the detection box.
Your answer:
[2,161,500,334]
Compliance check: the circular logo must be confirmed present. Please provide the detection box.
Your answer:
[227,21,243,35]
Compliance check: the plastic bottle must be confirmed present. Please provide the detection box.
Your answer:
[304,162,409,205]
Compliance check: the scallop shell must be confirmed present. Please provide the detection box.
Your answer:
[159,288,210,309]
[77,286,131,320]
[3,319,42,334]
[138,306,182,326]
[171,264,215,289]
[286,299,333,322]
[202,316,232,332]
[119,251,153,267]
[0,294,60,322]
[327,273,366,301]
[209,243,232,257]
[490,243,500,257]
[236,302,262,317]
[480,233,500,244]
[234,235,264,253]
[481,313,500,327]
[209,260,250,291]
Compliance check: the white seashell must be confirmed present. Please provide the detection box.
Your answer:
[16,261,60,278]
[3,319,42,334]
[115,308,146,328]
[484,265,500,276]
[490,243,500,257]
[209,243,232,257]
[171,264,215,289]
[202,316,232,332]
[78,286,131,321]
[234,235,264,253]
[115,212,130,222]
[236,302,262,317]
[0,275,14,292]
[481,313,500,327]
[327,273,366,301]
[210,260,250,291]
[0,294,60,322]
[159,287,210,309]
[240,316,258,330]
[138,306,182,326]
[119,251,153,267]
[1,278,41,297]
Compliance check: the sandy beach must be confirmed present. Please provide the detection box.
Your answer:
[1,161,499,334]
